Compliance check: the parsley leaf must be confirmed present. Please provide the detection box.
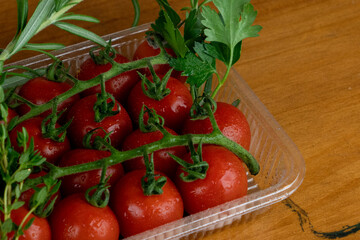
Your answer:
[152,10,188,58]
[211,41,243,66]
[169,42,217,87]
[155,0,181,26]
[201,0,261,64]
[184,9,205,50]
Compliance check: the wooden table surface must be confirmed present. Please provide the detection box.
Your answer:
[1,0,359,239]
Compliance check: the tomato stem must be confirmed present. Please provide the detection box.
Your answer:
[8,51,170,129]
[23,129,260,193]
[131,0,141,27]
[211,51,233,98]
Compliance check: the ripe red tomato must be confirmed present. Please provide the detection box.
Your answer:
[121,127,186,178]
[133,40,186,82]
[19,170,61,208]
[50,193,119,240]
[126,76,192,132]
[9,117,71,164]
[182,101,251,150]
[78,54,140,104]
[16,77,80,122]
[66,94,133,148]
[8,206,51,240]
[133,40,174,76]
[175,145,248,214]
[57,149,124,197]
[110,170,184,237]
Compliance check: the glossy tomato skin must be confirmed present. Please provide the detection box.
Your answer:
[121,127,186,178]
[57,149,124,196]
[8,206,51,240]
[175,145,248,214]
[182,101,251,150]
[127,77,192,132]
[19,170,61,208]
[16,77,80,121]
[110,170,184,238]
[50,193,119,240]
[66,94,132,148]
[9,117,71,164]
[78,54,140,104]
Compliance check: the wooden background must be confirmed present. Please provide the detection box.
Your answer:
[1,0,359,239]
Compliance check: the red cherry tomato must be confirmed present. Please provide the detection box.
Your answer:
[133,40,186,82]
[50,193,119,240]
[127,76,192,132]
[121,127,186,178]
[19,170,61,208]
[133,40,174,76]
[57,149,124,197]
[66,94,133,148]
[16,77,80,122]
[110,170,184,238]
[182,101,251,150]
[175,145,248,214]
[78,54,140,104]
[9,117,71,164]
[8,206,51,240]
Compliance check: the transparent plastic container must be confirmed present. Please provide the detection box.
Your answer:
[5,23,306,240]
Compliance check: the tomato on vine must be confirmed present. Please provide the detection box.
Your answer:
[127,75,192,132]
[78,54,140,104]
[175,145,248,214]
[110,170,184,238]
[66,94,132,148]
[121,126,186,178]
[57,149,124,197]
[50,193,120,240]
[182,101,251,150]
[0,0,263,238]
[16,77,80,122]
[9,117,71,164]
[133,40,175,76]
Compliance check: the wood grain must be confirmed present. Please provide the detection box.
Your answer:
[0,0,359,239]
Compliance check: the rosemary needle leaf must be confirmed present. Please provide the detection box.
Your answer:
[16,0,28,35]
[58,13,100,23]
[24,43,65,51]
[54,22,107,47]
[12,0,54,56]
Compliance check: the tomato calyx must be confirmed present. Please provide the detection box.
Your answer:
[40,99,71,142]
[139,62,172,101]
[45,60,69,83]
[83,127,113,151]
[169,139,209,182]
[84,161,111,208]
[141,152,167,196]
[93,77,120,122]
[139,105,165,133]
[89,41,117,65]
[189,80,217,120]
